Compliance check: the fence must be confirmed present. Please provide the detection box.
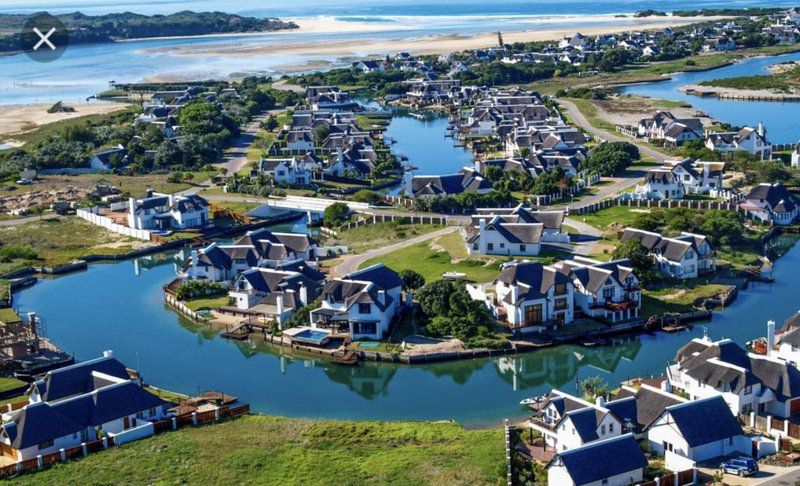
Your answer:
[164,292,210,323]
[568,196,743,216]
[332,212,449,233]
[503,418,513,486]
[77,207,152,241]
[0,403,252,479]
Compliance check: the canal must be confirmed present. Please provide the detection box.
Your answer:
[620,51,800,143]
[12,239,800,427]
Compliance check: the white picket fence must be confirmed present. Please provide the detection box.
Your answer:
[77,208,152,241]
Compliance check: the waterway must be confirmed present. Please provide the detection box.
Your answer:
[11,235,800,427]
[619,51,800,143]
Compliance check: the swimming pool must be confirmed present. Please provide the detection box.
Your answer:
[292,329,331,345]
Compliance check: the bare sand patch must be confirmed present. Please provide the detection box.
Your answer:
[0,103,128,142]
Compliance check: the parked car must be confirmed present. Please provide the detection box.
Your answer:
[16,178,32,185]
[720,457,758,477]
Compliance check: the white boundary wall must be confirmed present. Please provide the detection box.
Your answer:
[77,208,152,241]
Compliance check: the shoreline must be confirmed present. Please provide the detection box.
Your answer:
[0,102,128,145]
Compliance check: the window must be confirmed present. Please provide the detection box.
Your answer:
[663,441,673,452]
[519,245,526,252]
[499,243,505,249]
[487,243,494,251]
[37,439,55,450]
[328,295,336,304]
[136,411,144,419]
[609,423,614,433]
[600,424,606,435]
[554,298,568,311]
[524,304,543,326]
[358,303,371,314]
[149,407,156,416]
[554,283,567,296]
[602,287,614,301]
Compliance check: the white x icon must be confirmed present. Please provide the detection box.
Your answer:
[32,27,56,51]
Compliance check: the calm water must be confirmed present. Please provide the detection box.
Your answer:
[385,114,472,175]
[620,51,800,143]
[11,234,800,427]
[3,0,800,105]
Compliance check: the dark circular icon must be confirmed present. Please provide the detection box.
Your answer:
[21,13,69,63]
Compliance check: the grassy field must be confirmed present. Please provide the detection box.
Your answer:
[15,415,505,486]
[0,217,147,274]
[331,222,444,254]
[0,307,21,324]
[0,171,220,199]
[361,231,569,283]
[0,376,26,393]
[576,205,646,233]
[184,295,231,311]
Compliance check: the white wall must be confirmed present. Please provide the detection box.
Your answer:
[77,208,152,241]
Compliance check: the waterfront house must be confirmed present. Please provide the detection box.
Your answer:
[127,190,208,231]
[469,261,574,332]
[547,434,647,486]
[258,157,313,186]
[620,228,716,279]
[791,142,799,168]
[607,384,688,437]
[742,183,799,225]
[530,390,623,452]
[229,268,322,326]
[0,351,169,463]
[463,214,543,256]
[637,111,703,144]
[667,336,800,417]
[404,167,492,198]
[555,257,641,323]
[471,206,569,243]
[234,229,319,268]
[705,125,772,160]
[310,264,404,340]
[633,158,724,200]
[646,396,748,462]
[183,243,258,282]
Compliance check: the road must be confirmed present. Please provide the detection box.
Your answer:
[563,217,601,256]
[331,226,458,278]
[0,213,62,228]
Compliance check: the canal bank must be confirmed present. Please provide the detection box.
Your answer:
[10,241,800,427]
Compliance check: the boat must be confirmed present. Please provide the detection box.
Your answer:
[332,350,360,366]
[519,396,545,406]
[442,272,467,280]
[580,336,608,347]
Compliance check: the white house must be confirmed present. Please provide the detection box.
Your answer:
[127,191,208,231]
[88,145,126,171]
[647,396,748,462]
[621,228,716,279]
[234,229,319,268]
[531,390,623,452]
[0,351,169,463]
[469,261,574,332]
[667,336,800,418]
[555,257,641,322]
[667,159,725,195]
[405,167,493,198]
[285,129,315,153]
[547,434,647,486]
[634,169,685,200]
[637,111,703,144]
[464,216,543,256]
[792,142,800,169]
[258,157,313,186]
[183,243,258,282]
[229,268,322,326]
[310,264,404,340]
[775,314,800,366]
[742,183,799,225]
[472,206,569,243]
[705,125,772,160]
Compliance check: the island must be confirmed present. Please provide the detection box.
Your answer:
[0,11,298,54]
[683,60,800,101]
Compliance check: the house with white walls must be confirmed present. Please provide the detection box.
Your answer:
[555,257,641,322]
[470,206,569,243]
[310,264,404,340]
[620,228,716,279]
[405,167,493,198]
[647,396,748,462]
[607,384,688,438]
[742,183,799,225]
[0,351,169,463]
[127,190,208,231]
[469,261,574,331]
[229,268,322,326]
[529,390,623,452]
[463,216,543,256]
[634,169,685,200]
[183,243,258,282]
[233,229,319,268]
[667,336,800,417]
[547,434,647,486]
[632,159,725,200]
[637,111,704,144]
[706,125,772,160]
[258,157,313,186]
[792,142,800,168]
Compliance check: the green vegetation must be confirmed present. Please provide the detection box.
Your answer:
[411,190,514,214]
[323,202,350,228]
[331,222,444,254]
[582,142,640,177]
[0,11,297,54]
[0,307,21,324]
[0,376,26,394]
[15,415,504,485]
[183,296,231,312]
[0,217,141,275]
[416,279,502,346]
[174,280,227,301]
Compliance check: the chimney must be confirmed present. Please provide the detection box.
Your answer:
[191,250,198,271]
[478,218,487,253]
[660,380,672,393]
[404,168,414,197]
[145,188,154,198]
[299,283,308,306]
[277,294,285,315]
[595,395,605,408]
[510,283,519,304]
[377,290,386,306]
[128,197,136,218]
[757,122,765,138]
[767,319,776,357]
[103,350,114,358]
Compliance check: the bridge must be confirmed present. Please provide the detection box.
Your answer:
[208,194,372,221]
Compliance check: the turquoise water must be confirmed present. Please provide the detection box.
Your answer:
[620,51,800,143]
[12,237,800,427]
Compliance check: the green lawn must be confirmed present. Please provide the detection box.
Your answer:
[0,307,21,324]
[183,295,231,311]
[15,415,505,486]
[641,282,731,317]
[0,376,26,393]
[361,231,568,283]
[576,206,648,232]
[332,223,444,254]
[0,217,144,274]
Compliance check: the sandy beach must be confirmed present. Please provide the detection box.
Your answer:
[140,15,727,73]
[0,103,129,144]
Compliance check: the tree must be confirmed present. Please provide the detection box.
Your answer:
[581,142,639,176]
[399,270,425,293]
[264,115,279,131]
[154,140,184,167]
[323,202,349,228]
[579,376,610,401]
[351,189,383,205]
[416,280,495,341]
[612,239,659,284]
